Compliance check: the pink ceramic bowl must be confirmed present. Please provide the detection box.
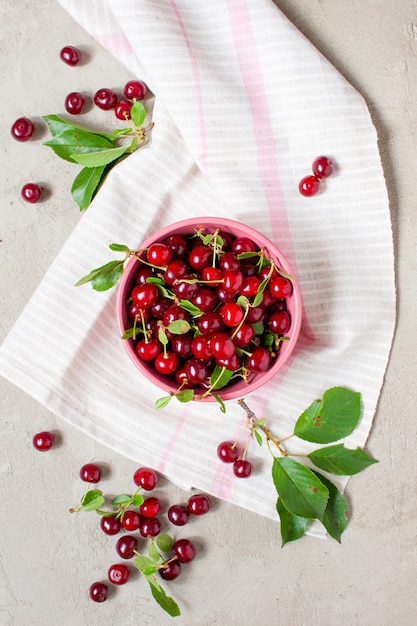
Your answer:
[116,217,302,401]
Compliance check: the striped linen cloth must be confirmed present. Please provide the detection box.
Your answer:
[0,0,395,537]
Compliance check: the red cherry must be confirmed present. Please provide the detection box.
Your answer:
[233,459,253,478]
[147,242,172,267]
[231,322,255,348]
[94,88,117,110]
[217,441,239,463]
[89,581,108,602]
[133,467,158,490]
[140,517,161,537]
[60,46,81,66]
[116,535,138,559]
[159,558,181,580]
[270,276,293,299]
[135,337,161,361]
[209,332,235,360]
[121,510,141,531]
[246,346,271,373]
[80,463,101,483]
[65,92,86,115]
[173,538,196,563]
[100,516,121,536]
[21,183,42,203]
[140,496,161,518]
[219,302,244,327]
[32,431,54,451]
[268,310,291,334]
[131,283,159,308]
[115,100,132,120]
[187,493,211,516]
[124,80,147,100]
[167,504,190,526]
[108,563,130,585]
[11,117,34,141]
[312,155,334,179]
[299,174,320,197]
[154,351,179,375]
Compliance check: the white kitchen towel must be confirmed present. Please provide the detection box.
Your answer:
[0,0,395,537]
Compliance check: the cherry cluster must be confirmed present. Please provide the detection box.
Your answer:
[298,155,334,197]
[10,44,148,204]
[69,462,211,604]
[125,227,294,400]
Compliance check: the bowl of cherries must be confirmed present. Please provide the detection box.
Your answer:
[116,217,302,405]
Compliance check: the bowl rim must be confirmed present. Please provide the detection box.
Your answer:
[116,217,303,401]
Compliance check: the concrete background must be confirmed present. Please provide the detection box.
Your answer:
[1,1,416,624]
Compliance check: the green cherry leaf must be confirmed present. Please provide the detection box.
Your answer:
[276,498,309,546]
[175,389,194,403]
[178,299,202,316]
[312,472,350,543]
[308,444,378,475]
[111,494,131,506]
[209,365,233,390]
[156,533,174,553]
[149,581,181,617]
[167,320,191,335]
[109,243,130,253]
[148,543,160,563]
[158,327,169,346]
[211,392,226,413]
[74,260,125,291]
[44,128,115,162]
[293,387,362,444]
[131,100,147,127]
[43,114,119,141]
[70,145,129,167]
[272,457,329,521]
[254,430,263,446]
[132,493,145,507]
[81,490,105,512]
[155,395,172,409]
[71,165,106,210]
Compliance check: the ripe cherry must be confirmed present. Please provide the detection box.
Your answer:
[155,351,179,375]
[65,92,86,115]
[233,459,253,478]
[188,245,211,272]
[21,183,42,203]
[116,535,138,559]
[220,302,244,327]
[140,517,161,538]
[147,242,172,267]
[100,516,121,536]
[108,563,130,585]
[89,581,108,602]
[80,463,101,483]
[11,117,34,141]
[184,358,208,385]
[209,332,235,360]
[173,538,196,563]
[268,310,291,334]
[94,88,118,110]
[133,467,158,490]
[60,46,81,66]
[167,504,190,526]
[246,346,271,373]
[231,322,255,348]
[270,276,292,299]
[299,174,320,197]
[121,510,141,531]
[312,155,334,179]
[187,493,211,516]
[32,431,54,451]
[124,80,147,100]
[159,558,181,581]
[191,335,212,360]
[140,496,161,518]
[217,441,239,463]
[115,100,132,120]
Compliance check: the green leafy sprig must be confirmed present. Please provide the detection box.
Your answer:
[70,486,180,616]
[43,100,153,210]
[237,387,378,545]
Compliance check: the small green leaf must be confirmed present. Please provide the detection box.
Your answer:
[272,457,329,521]
[168,320,191,335]
[132,493,145,507]
[211,392,226,413]
[149,581,181,617]
[148,543,160,563]
[254,430,263,446]
[175,389,194,403]
[237,251,259,260]
[293,387,362,444]
[178,299,202,316]
[71,165,107,210]
[276,498,309,546]
[158,327,168,346]
[81,490,105,512]
[109,243,130,253]
[209,365,233,390]
[112,494,131,506]
[43,114,119,141]
[44,128,115,162]
[121,328,138,340]
[156,533,174,553]
[71,145,129,167]
[134,554,157,572]
[251,321,264,335]
[308,444,378,475]
[155,396,172,409]
[312,472,350,542]
[142,564,159,576]
[90,262,124,291]
[131,100,147,127]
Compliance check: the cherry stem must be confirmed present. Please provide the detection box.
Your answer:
[237,398,290,457]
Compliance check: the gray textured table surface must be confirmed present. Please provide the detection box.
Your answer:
[1,1,416,624]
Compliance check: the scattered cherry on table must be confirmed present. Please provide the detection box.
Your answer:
[21,183,42,203]
[32,431,54,451]
[11,117,35,141]
[60,45,81,66]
